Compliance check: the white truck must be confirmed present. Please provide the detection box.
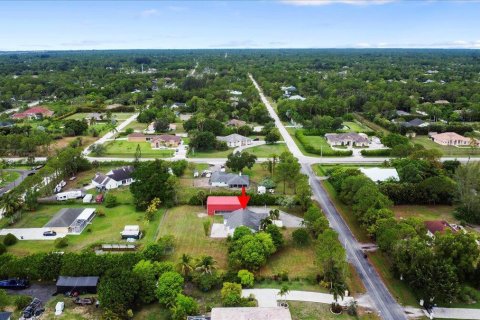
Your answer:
[56,190,83,201]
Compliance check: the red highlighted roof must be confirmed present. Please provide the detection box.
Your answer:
[424,220,453,234]
[207,196,240,205]
[12,106,54,119]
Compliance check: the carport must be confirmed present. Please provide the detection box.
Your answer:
[56,276,99,294]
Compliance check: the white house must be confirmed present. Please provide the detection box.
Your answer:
[216,134,252,148]
[359,167,399,183]
[92,166,135,190]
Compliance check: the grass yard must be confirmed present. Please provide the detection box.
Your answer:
[287,128,334,157]
[289,301,380,320]
[244,143,289,157]
[124,120,148,131]
[353,113,390,134]
[102,140,174,158]
[243,163,296,195]
[342,120,372,133]
[66,112,134,121]
[0,170,20,187]
[393,205,456,222]
[188,148,233,158]
[413,135,480,157]
[157,205,229,269]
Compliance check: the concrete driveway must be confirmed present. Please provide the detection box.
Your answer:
[0,169,37,197]
[242,289,354,307]
[0,228,66,240]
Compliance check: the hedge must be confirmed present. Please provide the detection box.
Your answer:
[360,149,392,157]
[295,131,352,157]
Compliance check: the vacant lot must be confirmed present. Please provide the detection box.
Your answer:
[289,301,379,320]
[157,205,229,268]
[393,205,456,222]
[188,148,233,158]
[66,112,134,121]
[342,120,372,133]
[103,140,174,158]
[245,143,289,157]
[413,135,480,157]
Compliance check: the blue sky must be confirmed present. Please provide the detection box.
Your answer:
[0,0,479,50]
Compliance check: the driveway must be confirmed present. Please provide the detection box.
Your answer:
[0,228,66,240]
[8,283,57,304]
[0,169,37,197]
[431,307,480,319]
[233,140,266,153]
[242,289,354,307]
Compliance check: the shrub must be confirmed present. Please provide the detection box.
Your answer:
[15,295,32,310]
[237,270,254,288]
[3,233,18,246]
[0,243,5,255]
[292,229,310,246]
[125,128,134,135]
[54,237,69,248]
[221,282,242,307]
[104,194,118,208]
[361,148,391,157]
[97,209,106,217]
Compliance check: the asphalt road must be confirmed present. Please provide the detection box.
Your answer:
[0,169,36,196]
[249,74,408,320]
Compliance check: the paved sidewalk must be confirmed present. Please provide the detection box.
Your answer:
[0,228,66,240]
[242,289,354,308]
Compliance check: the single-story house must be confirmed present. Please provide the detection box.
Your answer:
[209,172,250,188]
[431,132,478,147]
[216,134,252,148]
[207,196,243,215]
[210,307,292,320]
[0,312,12,320]
[396,110,410,116]
[44,208,96,234]
[281,85,296,97]
[223,208,268,235]
[288,95,306,101]
[325,133,369,147]
[121,225,142,240]
[401,118,429,128]
[92,166,135,190]
[424,220,455,238]
[435,100,450,104]
[171,102,186,109]
[360,167,399,183]
[11,106,54,120]
[56,276,99,294]
[85,112,104,123]
[229,90,243,96]
[127,133,181,148]
[226,119,247,128]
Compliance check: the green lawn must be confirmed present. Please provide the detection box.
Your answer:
[188,148,233,158]
[244,143,289,157]
[0,170,20,187]
[393,205,456,222]
[289,301,380,320]
[124,120,148,131]
[412,136,480,157]
[342,120,372,133]
[286,128,333,157]
[66,112,134,121]
[353,113,390,134]
[103,140,174,158]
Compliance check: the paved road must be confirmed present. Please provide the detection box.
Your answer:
[249,74,407,320]
[0,169,36,196]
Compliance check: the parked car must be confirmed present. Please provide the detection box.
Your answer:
[27,172,36,176]
[95,194,104,203]
[73,297,96,306]
[253,138,260,141]
[0,278,30,289]
[43,230,57,237]
[22,298,44,319]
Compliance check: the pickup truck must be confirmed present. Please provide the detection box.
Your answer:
[0,278,30,289]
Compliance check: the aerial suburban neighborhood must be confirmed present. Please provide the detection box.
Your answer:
[1,1,480,320]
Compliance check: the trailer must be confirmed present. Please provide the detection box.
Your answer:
[56,190,83,201]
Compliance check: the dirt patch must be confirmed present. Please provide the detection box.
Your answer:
[197,213,208,218]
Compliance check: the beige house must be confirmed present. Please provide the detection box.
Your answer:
[127,133,181,148]
[325,133,369,147]
[430,132,478,147]
[216,134,252,148]
[226,119,247,128]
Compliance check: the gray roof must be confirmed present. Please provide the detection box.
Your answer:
[108,166,134,182]
[216,134,251,144]
[93,172,111,186]
[401,118,425,127]
[56,276,99,288]
[0,312,12,320]
[224,208,268,231]
[209,172,249,186]
[325,133,369,144]
[44,208,85,228]
[396,110,410,116]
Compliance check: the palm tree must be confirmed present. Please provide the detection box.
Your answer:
[269,209,280,220]
[0,192,23,224]
[278,285,290,308]
[195,255,217,275]
[260,217,273,230]
[178,254,194,278]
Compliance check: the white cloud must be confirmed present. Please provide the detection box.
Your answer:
[346,40,480,49]
[281,0,394,6]
[140,9,159,17]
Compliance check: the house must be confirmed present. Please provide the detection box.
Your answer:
[216,134,252,148]
[44,208,96,234]
[171,102,186,109]
[121,225,142,240]
[431,132,478,147]
[281,85,296,97]
[56,276,99,294]
[207,196,243,215]
[226,119,247,128]
[210,307,292,320]
[360,167,399,183]
[396,110,410,117]
[401,118,429,128]
[325,133,369,147]
[209,172,250,188]
[288,95,306,101]
[92,166,135,190]
[151,134,181,148]
[0,312,12,320]
[85,112,104,123]
[229,90,243,96]
[424,220,455,238]
[11,106,54,120]
[127,133,181,148]
[223,208,268,235]
[435,100,450,105]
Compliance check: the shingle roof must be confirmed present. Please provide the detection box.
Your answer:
[151,134,181,143]
[424,220,453,234]
[325,133,369,144]
[44,208,85,228]
[93,172,112,186]
[209,172,249,186]
[216,134,251,144]
[108,166,134,182]
[401,118,425,127]
[224,208,268,231]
